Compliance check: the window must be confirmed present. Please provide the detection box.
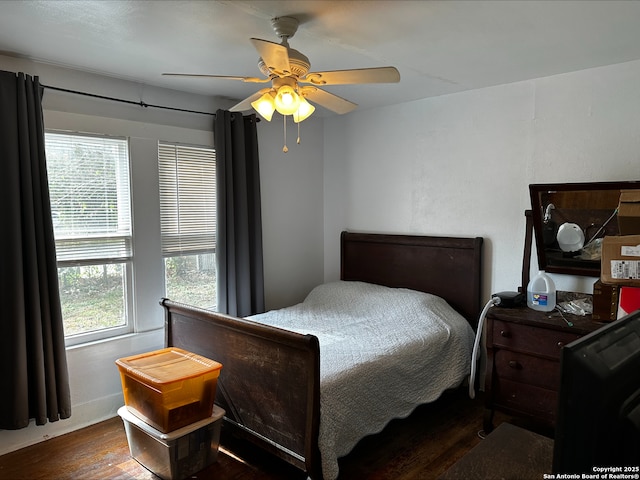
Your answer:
[46,132,133,344]
[158,143,217,310]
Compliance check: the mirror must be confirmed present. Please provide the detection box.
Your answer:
[529,181,640,277]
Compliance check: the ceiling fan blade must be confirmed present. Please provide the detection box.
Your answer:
[162,73,268,83]
[250,38,291,76]
[229,89,271,112]
[300,67,400,85]
[302,87,358,115]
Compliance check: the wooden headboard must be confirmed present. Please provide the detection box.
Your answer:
[341,231,484,326]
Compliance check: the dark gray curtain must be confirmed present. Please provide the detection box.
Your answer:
[214,110,265,317]
[0,71,71,429]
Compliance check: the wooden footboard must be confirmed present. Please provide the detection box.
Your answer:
[161,299,322,477]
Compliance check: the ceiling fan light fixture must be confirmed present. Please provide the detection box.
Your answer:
[165,15,401,136]
[274,85,301,115]
[293,97,315,123]
[251,91,276,121]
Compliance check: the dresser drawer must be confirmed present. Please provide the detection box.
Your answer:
[493,378,557,424]
[491,319,582,359]
[493,350,560,390]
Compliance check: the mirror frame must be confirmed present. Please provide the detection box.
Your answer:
[529,181,640,277]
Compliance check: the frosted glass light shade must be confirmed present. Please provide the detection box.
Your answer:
[251,92,276,121]
[274,85,301,115]
[293,97,315,123]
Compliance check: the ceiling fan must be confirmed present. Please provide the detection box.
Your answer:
[163,16,400,122]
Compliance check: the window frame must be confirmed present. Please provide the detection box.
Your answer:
[46,130,134,346]
[158,141,218,310]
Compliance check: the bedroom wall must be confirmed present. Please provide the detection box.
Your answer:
[323,59,640,303]
[0,55,324,454]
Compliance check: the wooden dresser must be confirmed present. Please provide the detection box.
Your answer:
[483,306,603,433]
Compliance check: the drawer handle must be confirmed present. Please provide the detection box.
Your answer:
[508,360,521,369]
[557,341,565,348]
[500,330,511,338]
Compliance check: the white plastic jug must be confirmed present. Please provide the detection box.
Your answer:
[527,270,556,312]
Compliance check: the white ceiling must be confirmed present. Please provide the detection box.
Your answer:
[2,0,640,115]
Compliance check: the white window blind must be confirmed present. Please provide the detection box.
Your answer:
[158,143,216,256]
[45,132,132,263]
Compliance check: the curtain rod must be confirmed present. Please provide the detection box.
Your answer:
[42,84,217,117]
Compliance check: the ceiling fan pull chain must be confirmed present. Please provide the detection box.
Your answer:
[283,114,289,153]
[297,121,301,144]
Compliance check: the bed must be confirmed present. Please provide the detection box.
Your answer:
[161,231,483,479]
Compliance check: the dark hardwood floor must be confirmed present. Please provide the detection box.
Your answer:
[0,389,527,480]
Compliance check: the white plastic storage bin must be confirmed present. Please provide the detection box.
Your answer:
[118,405,225,480]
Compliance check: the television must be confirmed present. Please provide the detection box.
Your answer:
[553,309,640,474]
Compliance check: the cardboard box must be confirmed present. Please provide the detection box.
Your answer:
[119,405,224,480]
[618,190,640,235]
[601,235,640,286]
[116,348,222,433]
